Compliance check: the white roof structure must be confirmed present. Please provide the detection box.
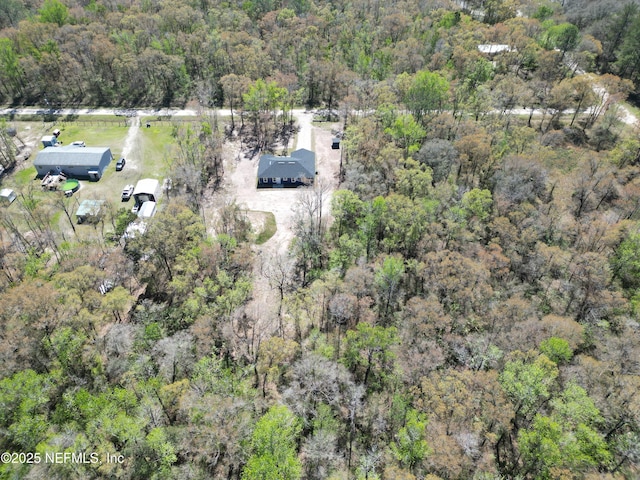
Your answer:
[477,44,511,54]
[133,178,159,196]
[137,201,157,219]
[0,188,16,205]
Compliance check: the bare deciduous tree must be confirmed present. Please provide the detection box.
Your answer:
[262,251,295,334]
[291,182,330,285]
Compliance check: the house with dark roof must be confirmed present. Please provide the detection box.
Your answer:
[33,146,113,180]
[257,148,316,188]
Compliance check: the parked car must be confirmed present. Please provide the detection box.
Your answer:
[121,184,134,201]
[116,157,126,171]
[71,140,85,147]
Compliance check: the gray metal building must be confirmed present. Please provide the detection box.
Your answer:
[34,146,113,180]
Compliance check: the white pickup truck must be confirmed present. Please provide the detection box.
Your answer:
[121,184,134,201]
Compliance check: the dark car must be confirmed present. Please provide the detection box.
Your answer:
[116,158,126,171]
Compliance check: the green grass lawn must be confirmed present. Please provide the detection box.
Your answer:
[1,118,186,238]
[138,121,178,176]
[254,211,277,244]
[1,116,231,244]
[73,121,179,208]
[12,166,37,187]
[53,120,129,157]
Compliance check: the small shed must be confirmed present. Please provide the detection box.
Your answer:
[75,199,105,224]
[0,188,16,206]
[41,135,58,148]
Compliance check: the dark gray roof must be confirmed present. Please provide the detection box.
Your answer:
[34,146,111,167]
[291,148,315,164]
[258,149,315,179]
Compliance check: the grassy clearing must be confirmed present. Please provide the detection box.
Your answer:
[138,122,178,177]
[53,122,129,157]
[3,119,180,224]
[0,116,222,244]
[12,166,37,187]
[84,123,178,207]
[255,211,277,244]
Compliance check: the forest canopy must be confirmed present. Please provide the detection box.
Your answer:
[1,0,640,479]
[0,0,637,107]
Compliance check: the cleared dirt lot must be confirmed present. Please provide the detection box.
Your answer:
[207,112,343,326]
[217,112,342,255]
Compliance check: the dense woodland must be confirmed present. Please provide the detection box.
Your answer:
[1,0,640,479]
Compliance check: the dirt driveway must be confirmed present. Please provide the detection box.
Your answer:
[208,112,343,330]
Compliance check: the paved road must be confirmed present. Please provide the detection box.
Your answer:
[3,103,636,127]
[0,107,211,116]
[0,107,313,118]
